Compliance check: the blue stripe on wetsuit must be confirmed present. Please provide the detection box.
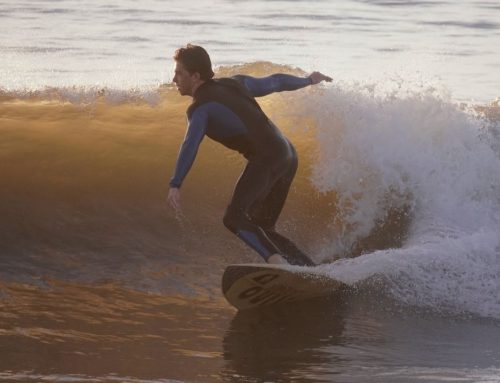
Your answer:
[169,74,312,188]
[170,102,246,188]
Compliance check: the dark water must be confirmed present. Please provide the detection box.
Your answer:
[1,281,500,382]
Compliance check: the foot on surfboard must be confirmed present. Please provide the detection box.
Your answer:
[282,252,315,267]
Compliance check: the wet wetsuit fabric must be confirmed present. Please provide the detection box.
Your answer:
[170,74,315,266]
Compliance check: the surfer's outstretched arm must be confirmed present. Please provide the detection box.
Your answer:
[232,72,332,97]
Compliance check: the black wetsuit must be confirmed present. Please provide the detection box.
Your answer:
[170,74,315,266]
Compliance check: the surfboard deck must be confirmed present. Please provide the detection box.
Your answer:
[222,263,346,310]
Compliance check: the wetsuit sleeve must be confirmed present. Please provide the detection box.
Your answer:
[232,74,313,97]
[169,108,208,188]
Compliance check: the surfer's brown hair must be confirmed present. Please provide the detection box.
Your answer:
[174,44,214,81]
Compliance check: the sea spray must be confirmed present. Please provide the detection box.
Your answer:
[304,81,500,318]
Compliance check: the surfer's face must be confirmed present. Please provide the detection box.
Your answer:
[173,61,199,96]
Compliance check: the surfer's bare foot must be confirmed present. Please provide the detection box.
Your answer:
[267,254,288,264]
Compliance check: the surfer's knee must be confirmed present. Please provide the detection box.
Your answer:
[223,214,235,232]
[223,207,242,233]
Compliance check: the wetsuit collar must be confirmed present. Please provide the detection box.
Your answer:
[192,79,212,98]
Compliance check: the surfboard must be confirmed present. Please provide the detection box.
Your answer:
[222,263,346,310]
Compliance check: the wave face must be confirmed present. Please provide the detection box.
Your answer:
[1,63,500,318]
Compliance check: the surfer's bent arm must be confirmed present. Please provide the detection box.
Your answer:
[232,72,332,97]
[169,108,208,189]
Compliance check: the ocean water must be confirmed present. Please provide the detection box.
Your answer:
[1,1,500,382]
[1,0,499,101]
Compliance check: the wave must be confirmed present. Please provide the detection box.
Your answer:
[1,62,499,318]
[305,83,500,319]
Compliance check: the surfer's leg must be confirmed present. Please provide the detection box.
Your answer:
[223,159,283,262]
[250,141,298,228]
[250,144,315,266]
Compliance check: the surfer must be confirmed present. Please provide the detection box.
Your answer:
[167,44,332,266]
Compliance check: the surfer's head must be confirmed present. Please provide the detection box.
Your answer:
[173,44,214,96]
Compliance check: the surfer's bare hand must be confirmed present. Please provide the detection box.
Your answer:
[309,71,332,85]
[167,187,182,213]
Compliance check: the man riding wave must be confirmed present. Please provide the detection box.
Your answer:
[167,44,332,266]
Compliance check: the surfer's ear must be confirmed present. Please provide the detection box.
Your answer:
[191,71,201,81]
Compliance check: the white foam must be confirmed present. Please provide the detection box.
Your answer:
[0,85,165,106]
[301,81,500,318]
